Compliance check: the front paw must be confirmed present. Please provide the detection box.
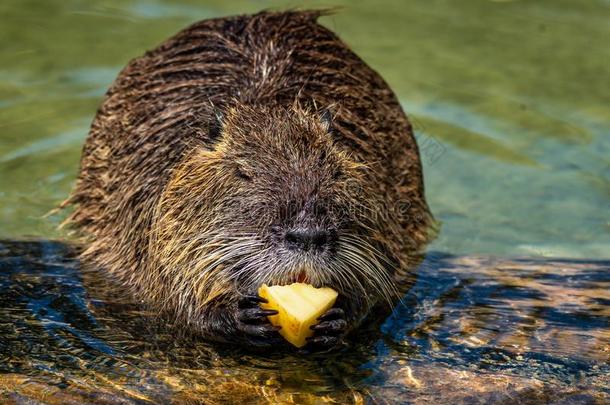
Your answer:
[236,294,283,347]
[305,307,348,352]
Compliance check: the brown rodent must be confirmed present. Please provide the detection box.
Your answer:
[64,10,433,350]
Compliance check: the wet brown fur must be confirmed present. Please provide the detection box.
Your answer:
[65,10,433,344]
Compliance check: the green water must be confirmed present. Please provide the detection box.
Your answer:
[1,0,609,258]
[1,1,609,403]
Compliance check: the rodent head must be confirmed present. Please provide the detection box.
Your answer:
[151,103,400,320]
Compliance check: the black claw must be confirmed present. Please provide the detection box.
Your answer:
[241,323,281,338]
[235,295,282,346]
[306,335,339,347]
[310,318,347,334]
[317,307,345,321]
[258,309,278,317]
[238,307,278,323]
[238,294,268,308]
[302,307,348,351]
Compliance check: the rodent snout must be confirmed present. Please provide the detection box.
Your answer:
[284,228,337,252]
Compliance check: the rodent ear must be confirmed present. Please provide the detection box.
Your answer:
[319,107,334,132]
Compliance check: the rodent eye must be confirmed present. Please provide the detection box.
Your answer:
[318,149,327,165]
[207,107,224,143]
[332,168,343,180]
[235,166,252,181]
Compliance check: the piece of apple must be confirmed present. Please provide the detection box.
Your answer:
[258,283,338,348]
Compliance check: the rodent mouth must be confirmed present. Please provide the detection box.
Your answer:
[296,270,308,283]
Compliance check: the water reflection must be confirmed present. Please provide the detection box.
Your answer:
[1,0,609,257]
[0,240,607,403]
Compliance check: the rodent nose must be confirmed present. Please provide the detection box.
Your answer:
[284,228,336,252]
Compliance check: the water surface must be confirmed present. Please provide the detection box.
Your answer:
[0,241,608,403]
[1,0,609,257]
[0,0,609,403]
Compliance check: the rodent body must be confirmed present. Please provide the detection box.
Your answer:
[66,10,432,349]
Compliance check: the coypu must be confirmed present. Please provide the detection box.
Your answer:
[63,10,433,350]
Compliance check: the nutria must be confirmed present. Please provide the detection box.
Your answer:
[63,10,433,350]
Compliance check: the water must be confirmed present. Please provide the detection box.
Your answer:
[0,241,608,403]
[0,0,609,403]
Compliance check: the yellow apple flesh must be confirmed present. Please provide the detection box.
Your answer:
[258,283,338,348]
